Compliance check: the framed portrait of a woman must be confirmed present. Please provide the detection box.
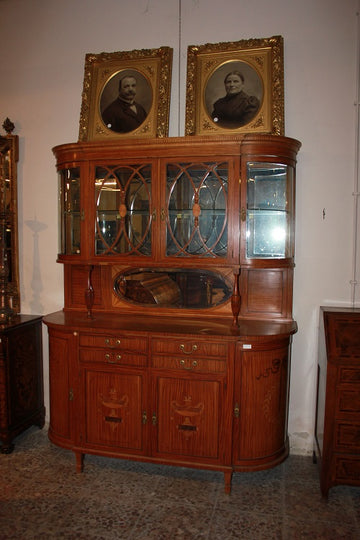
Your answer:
[185,36,284,136]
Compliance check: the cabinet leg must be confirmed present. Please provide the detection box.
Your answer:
[224,471,232,494]
[75,451,84,473]
[36,411,46,430]
[1,442,15,454]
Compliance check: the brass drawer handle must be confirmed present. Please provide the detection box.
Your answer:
[180,359,198,370]
[179,344,198,355]
[105,353,122,363]
[104,338,121,347]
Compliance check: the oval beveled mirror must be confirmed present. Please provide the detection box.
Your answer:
[113,268,232,309]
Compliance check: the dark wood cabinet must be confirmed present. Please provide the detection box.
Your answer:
[0,315,45,453]
[45,134,300,492]
[315,307,360,496]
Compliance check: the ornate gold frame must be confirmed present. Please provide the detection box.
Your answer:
[79,47,173,141]
[185,36,284,136]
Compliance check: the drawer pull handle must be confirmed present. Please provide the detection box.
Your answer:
[179,344,198,355]
[180,359,198,370]
[142,411,147,425]
[104,338,121,347]
[105,354,122,363]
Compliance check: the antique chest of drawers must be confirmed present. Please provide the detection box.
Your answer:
[315,307,360,496]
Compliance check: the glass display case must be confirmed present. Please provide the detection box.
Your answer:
[58,167,81,255]
[246,162,294,259]
[54,134,300,321]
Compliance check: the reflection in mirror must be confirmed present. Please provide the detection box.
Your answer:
[113,268,232,309]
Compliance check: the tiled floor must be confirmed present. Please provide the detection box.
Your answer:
[0,427,359,539]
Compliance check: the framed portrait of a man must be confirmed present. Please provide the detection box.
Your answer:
[79,47,173,141]
[185,36,284,136]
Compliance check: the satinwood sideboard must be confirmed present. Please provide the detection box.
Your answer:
[44,134,301,492]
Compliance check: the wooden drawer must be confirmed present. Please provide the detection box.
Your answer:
[335,455,360,483]
[335,421,360,452]
[337,387,360,415]
[151,338,227,359]
[79,334,148,353]
[339,366,360,384]
[151,355,226,373]
[327,314,360,357]
[80,348,147,367]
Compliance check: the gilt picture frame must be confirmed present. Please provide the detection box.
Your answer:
[185,36,284,136]
[78,47,173,141]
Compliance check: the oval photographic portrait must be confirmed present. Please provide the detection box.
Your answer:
[100,69,153,134]
[204,61,263,129]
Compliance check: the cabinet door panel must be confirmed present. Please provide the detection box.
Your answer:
[233,344,289,463]
[84,369,145,452]
[48,332,73,441]
[154,376,221,460]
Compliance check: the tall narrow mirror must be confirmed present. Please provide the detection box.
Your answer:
[0,118,20,318]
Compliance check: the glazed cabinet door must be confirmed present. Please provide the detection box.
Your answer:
[233,339,290,468]
[48,328,77,448]
[150,337,231,465]
[241,161,295,263]
[160,157,239,265]
[94,162,154,260]
[58,165,83,258]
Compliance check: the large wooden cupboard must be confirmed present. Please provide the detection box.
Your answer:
[44,134,301,492]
